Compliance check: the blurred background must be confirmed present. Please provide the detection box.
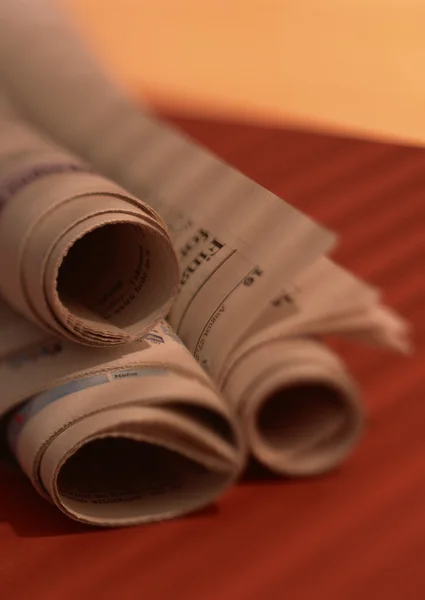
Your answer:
[65,0,425,146]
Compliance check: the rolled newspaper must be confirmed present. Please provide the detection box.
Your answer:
[0,0,336,359]
[0,94,178,346]
[223,337,362,476]
[0,0,410,475]
[0,300,245,526]
[220,257,410,475]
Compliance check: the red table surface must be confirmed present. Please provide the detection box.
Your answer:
[0,116,424,600]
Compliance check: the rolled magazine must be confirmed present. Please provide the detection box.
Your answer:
[0,0,411,476]
[0,299,246,525]
[0,94,178,346]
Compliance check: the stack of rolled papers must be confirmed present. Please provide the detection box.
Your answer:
[0,0,411,526]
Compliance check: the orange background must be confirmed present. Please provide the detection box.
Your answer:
[65,0,425,146]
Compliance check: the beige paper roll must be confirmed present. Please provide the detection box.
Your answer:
[1,300,246,526]
[0,95,178,346]
[222,337,362,476]
[9,374,244,526]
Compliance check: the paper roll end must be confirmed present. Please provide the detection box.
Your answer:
[250,378,363,477]
[52,215,178,346]
[52,436,236,526]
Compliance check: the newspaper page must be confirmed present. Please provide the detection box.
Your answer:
[0,0,336,376]
[0,299,246,526]
[0,0,411,475]
[0,93,178,347]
